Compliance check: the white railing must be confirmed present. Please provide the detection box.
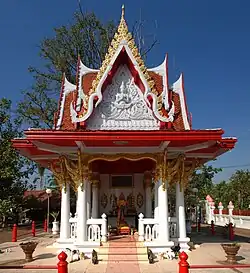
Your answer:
[87,214,107,242]
[69,213,108,242]
[215,214,250,229]
[138,213,177,242]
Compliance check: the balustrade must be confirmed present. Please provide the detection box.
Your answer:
[138,213,177,242]
[69,213,108,242]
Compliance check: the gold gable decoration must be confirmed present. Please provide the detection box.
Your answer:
[89,5,158,97]
[49,159,68,192]
[167,155,201,191]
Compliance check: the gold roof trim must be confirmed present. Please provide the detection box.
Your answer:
[89,5,157,96]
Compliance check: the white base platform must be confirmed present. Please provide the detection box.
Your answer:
[48,239,101,256]
[144,240,174,254]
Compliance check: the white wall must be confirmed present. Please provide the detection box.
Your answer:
[99,173,145,216]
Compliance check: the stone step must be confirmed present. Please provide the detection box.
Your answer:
[99,245,145,249]
[98,250,147,255]
[99,260,148,266]
[98,255,149,262]
[102,242,144,246]
[98,248,147,255]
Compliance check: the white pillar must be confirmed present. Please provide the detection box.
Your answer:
[77,181,87,242]
[144,171,152,218]
[87,181,91,219]
[218,202,223,222]
[176,182,190,252]
[158,179,173,248]
[59,184,70,240]
[91,180,99,218]
[154,181,159,219]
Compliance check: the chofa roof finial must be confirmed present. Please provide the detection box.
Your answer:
[121,4,125,20]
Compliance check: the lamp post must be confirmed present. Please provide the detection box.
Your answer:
[46,188,52,232]
[192,188,199,232]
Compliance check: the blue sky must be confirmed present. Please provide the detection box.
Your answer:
[0,0,249,183]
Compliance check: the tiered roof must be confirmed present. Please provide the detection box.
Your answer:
[54,6,191,131]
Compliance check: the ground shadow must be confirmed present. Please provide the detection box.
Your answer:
[190,225,250,245]
[236,255,245,262]
[0,259,25,265]
[34,253,57,260]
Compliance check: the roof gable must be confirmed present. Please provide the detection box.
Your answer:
[70,6,175,127]
[54,5,191,131]
[86,64,160,130]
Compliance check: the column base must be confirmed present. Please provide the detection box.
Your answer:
[178,237,190,253]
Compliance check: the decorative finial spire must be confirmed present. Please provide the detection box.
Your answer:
[121,4,125,20]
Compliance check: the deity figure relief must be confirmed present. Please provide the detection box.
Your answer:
[115,81,131,106]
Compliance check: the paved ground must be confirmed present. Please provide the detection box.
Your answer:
[0,225,250,272]
[0,225,44,244]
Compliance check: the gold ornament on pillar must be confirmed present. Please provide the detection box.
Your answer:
[49,158,68,192]
[167,154,185,186]
[162,149,168,190]
[61,154,80,191]
[61,150,90,191]
[167,154,200,191]
[180,159,200,191]
[153,153,166,190]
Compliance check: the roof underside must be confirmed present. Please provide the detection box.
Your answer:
[12,129,237,172]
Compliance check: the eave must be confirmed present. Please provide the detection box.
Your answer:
[11,129,237,171]
[22,129,226,141]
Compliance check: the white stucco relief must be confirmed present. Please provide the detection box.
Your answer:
[86,65,160,130]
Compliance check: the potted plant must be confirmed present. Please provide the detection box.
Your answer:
[221,242,241,264]
[19,241,38,262]
[50,211,60,235]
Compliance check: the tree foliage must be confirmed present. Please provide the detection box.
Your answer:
[184,165,222,208]
[0,98,34,225]
[212,169,250,209]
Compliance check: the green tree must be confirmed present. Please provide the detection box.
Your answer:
[0,98,34,226]
[185,165,222,203]
[227,170,250,209]
[212,180,231,206]
[210,170,250,209]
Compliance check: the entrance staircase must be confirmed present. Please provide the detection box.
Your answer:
[96,235,149,263]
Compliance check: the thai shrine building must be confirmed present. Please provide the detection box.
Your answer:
[12,7,237,254]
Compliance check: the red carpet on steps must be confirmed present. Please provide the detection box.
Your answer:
[105,236,140,273]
